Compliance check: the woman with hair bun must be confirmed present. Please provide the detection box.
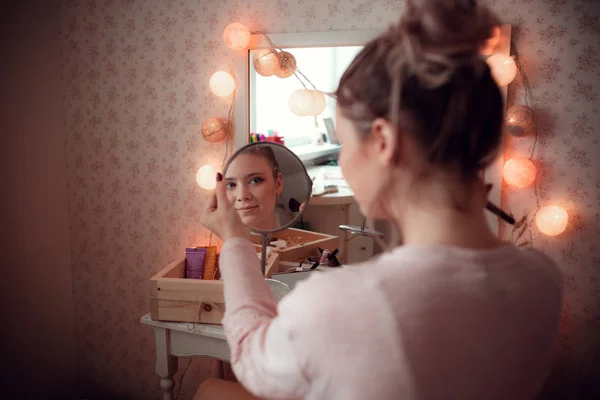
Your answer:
[197,1,564,399]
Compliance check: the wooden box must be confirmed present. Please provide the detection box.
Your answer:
[250,228,339,262]
[149,251,279,324]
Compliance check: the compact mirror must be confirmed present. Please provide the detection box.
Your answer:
[223,142,312,275]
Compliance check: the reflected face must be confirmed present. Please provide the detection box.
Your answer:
[224,153,283,230]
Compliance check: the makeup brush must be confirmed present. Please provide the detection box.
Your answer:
[289,197,301,212]
[486,201,515,225]
[483,184,514,225]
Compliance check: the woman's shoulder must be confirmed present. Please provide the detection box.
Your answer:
[275,243,564,311]
[517,246,564,289]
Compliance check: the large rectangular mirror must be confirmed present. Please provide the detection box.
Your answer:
[233,26,511,236]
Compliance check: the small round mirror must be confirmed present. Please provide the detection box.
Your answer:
[222,142,312,234]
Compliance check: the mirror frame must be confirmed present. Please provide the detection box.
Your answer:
[222,141,313,235]
[232,26,512,236]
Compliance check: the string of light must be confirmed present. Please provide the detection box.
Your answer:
[197,22,570,240]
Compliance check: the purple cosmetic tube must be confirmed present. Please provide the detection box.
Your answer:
[185,247,206,279]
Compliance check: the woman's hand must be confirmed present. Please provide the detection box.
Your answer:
[201,173,250,241]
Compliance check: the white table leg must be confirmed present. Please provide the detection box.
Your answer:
[154,327,178,400]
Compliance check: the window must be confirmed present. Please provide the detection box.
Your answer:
[250,46,363,153]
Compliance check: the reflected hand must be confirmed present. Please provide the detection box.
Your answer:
[200,173,250,241]
[299,202,306,213]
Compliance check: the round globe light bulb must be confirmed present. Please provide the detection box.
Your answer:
[288,89,313,116]
[253,49,281,77]
[276,51,297,78]
[535,205,568,237]
[201,117,229,143]
[196,165,217,190]
[209,71,236,97]
[223,22,250,51]
[487,54,517,87]
[505,105,535,137]
[503,157,537,188]
[308,90,326,116]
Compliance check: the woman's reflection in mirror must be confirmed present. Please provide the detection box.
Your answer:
[224,146,283,230]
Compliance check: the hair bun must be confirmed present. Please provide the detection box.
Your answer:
[399,0,500,57]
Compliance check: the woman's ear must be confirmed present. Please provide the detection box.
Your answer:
[369,118,398,166]
[275,173,283,195]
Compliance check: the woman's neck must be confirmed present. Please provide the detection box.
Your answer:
[387,175,504,250]
[255,213,279,231]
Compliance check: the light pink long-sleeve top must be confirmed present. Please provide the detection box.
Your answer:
[219,238,564,400]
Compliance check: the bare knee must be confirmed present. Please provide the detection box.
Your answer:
[193,378,219,400]
[193,378,261,400]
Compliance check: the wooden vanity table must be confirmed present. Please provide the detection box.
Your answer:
[140,313,230,400]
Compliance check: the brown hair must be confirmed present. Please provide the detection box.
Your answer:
[247,144,280,179]
[336,0,504,178]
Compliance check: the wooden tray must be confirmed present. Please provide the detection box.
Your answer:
[149,251,279,324]
[250,227,339,262]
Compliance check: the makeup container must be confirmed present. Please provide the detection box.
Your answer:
[202,246,218,280]
[319,249,330,266]
[185,247,206,279]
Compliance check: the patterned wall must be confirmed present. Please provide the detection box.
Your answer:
[60,0,600,398]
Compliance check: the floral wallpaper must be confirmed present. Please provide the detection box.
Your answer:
[60,0,599,398]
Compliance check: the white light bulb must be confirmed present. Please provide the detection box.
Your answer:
[223,22,250,51]
[209,71,236,97]
[535,205,569,237]
[196,165,217,190]
[486,54,517,87]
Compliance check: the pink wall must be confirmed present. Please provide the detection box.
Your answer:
[59,0,600,398]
